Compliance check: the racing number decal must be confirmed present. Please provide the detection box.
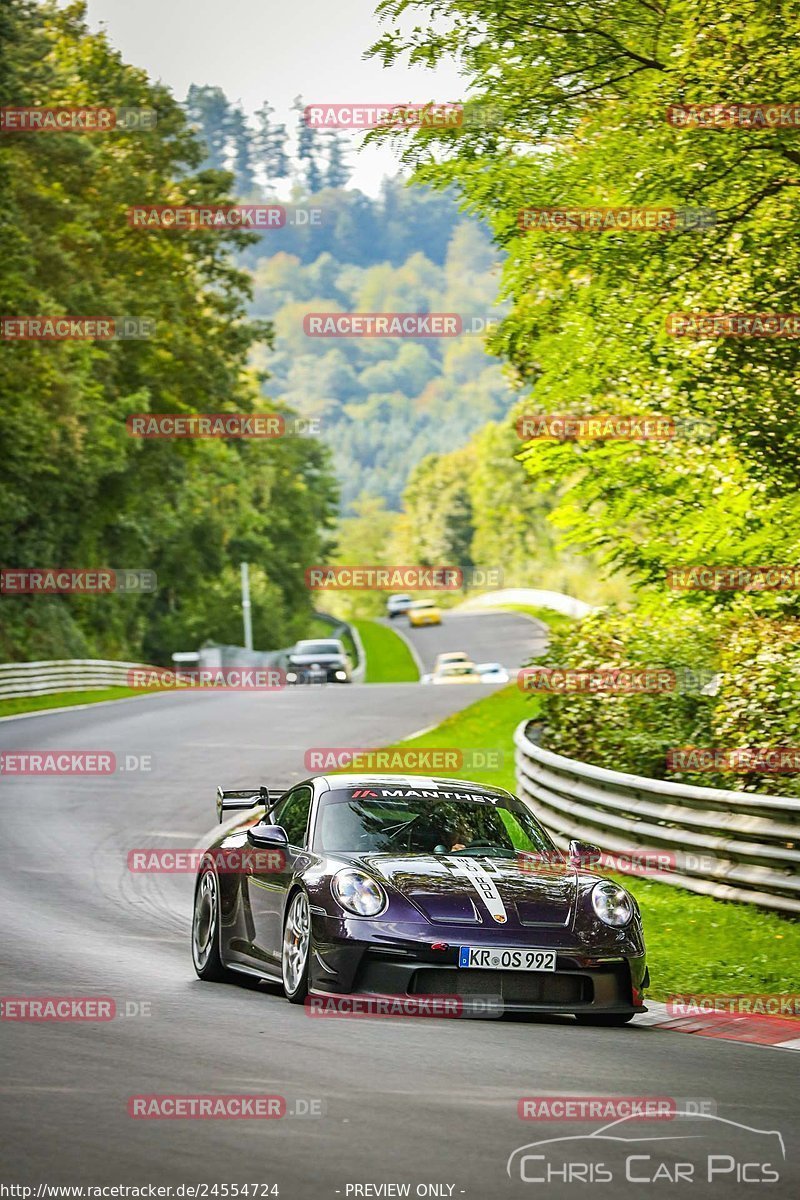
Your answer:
[444,856,508,924]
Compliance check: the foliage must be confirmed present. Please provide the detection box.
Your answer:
[366,0,800,604]
[532,601,800,795]
[364,0,800,780]
[531,604,719,779]
[0,0,337,663]
[250,223,515,510]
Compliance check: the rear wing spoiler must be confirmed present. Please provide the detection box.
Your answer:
[216,786,286,824]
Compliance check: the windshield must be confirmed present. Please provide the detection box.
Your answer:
[315,787,560,858]
[293,641,341,655]
[438,665,477,677]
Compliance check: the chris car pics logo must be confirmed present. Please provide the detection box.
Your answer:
[507,1113,785,1185]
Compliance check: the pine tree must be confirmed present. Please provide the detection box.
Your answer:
[228,105,255,196]
[293,95,323,195]
[183,84,233,172]
[324,132,351,189]
[253,102,290,190]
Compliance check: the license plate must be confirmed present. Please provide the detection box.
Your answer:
[458,946,557,971]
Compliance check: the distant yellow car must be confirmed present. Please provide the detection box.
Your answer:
[408,600,442,627]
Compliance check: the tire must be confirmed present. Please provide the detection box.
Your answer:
[191,865,229,982]
[574,1012,636,1026]
[282,890,311,1004]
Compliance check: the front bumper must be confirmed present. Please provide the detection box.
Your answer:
[308,918,646,1015]
[286,668,350,684]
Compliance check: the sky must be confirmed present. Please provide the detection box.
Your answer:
[81,0,466,194]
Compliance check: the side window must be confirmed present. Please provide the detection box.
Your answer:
[274,786,312,848]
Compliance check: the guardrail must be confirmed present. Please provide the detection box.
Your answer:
[514,720,800,914]
[0,659,152,700]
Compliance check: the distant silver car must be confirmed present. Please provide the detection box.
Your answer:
[386,593,413,619]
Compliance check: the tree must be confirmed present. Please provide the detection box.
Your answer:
[227,104,255,195]
[323,132,351,189]
[183,83,233,172]
[293,95,323,195]
[0,0,338,661]
[367,0,800,612]
[253,101,290,189]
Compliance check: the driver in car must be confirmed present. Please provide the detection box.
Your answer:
[434,821,473,854]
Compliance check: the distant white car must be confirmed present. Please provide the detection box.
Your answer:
[475,662,510,683]
[386,593,413,619]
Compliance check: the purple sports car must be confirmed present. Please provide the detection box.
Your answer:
[191,774,648,1024]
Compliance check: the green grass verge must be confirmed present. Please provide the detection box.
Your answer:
[351,618,419,683]
[358,683,800,1003]
[0,686,164,719]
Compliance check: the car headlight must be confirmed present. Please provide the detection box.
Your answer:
[334,670,347,680]
[332,869,386,916]
[286,672,297,682]
[591,881,634,927]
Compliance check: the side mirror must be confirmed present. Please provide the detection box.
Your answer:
[569,839,602,867]
[247,823,289,849]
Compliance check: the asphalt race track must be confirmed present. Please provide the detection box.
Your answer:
[389,608,548,673]
[1,615,796,1199]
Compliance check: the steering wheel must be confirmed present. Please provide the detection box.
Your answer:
[446,838,496,855]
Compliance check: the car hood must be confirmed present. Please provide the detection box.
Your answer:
[354,852,578,928]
